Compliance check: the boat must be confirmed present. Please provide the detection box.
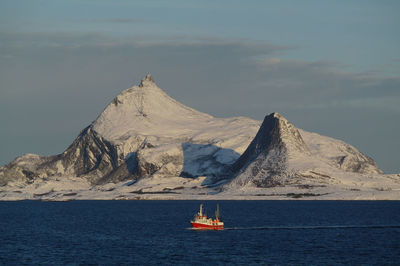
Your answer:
[190,204,224,230]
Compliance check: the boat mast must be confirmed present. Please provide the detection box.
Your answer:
[215,204,220,220]
[199,204,203,216]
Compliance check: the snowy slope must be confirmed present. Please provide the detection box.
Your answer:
[224,112,397,198]
[299,129,383,174]
[92,74,258,156]
[88,74,260,183]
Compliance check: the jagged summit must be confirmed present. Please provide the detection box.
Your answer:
[231,112,309,173]
[139,74,155,87]
[270,112,282,119]
[227,112,311,187]
[227,112,384,188]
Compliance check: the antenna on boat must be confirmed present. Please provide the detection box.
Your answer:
[215,204,220,220]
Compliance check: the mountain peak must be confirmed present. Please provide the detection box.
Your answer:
[225,113,312,187]
[271,112,282,118]
[139,74,155,87]
[255,112,308,153]
[92,74,213,141]
[269,112,290,124]
[231,112,309,173]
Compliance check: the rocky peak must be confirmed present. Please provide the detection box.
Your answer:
[139,74,155,87]
[271,113,309,153]
[232,112,309,172]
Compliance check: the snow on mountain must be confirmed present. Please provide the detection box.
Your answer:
[223,112,397,198]
[299,129,383,174]
[92,74,257,155]
[93,74,211,141]
[0,74,259,188]
[227,112,312,188]
[0,75,399,200]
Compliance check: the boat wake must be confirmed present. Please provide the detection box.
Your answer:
[188,225,400,231]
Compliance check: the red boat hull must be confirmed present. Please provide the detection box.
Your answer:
[191,222,224,230]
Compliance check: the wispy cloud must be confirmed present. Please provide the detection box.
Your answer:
[0,31,117,49]
[243,55,400,114]
[0,31,293,59]
[85,18,144,24]
[295,96,400,112]
[1,30,398,116]
[263,57,281,65]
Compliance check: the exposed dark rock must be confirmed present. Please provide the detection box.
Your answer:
[229,113,309,187]
[232,112,308,174]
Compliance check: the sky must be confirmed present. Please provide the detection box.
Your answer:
[0,0,399,173]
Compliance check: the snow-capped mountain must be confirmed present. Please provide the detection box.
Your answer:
[0,75,399,200]
[226,112,383,189]
[0,75,259,188]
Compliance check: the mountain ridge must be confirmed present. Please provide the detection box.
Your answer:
[226,112,383,189]
[0,74,398,200]
[0,74,260,186]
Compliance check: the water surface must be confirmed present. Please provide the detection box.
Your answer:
[0,200,399,265]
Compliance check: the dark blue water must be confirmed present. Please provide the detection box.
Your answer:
[1,201,399,265]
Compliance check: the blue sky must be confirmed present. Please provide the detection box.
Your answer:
[0,0,399,172]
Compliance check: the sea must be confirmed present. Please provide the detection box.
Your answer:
[0,200,399,265]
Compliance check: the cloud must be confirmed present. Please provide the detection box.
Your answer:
[85,18,144,24]
[0,54,13,59]
[264,57,281,65]
[1,31,398,115]
[296,96,400,112]
[244,56,400,113]
[0,31,293,54]
[1,30,398,117]
[0,31,117,49]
